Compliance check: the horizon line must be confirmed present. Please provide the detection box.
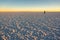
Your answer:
[0,11,60,12]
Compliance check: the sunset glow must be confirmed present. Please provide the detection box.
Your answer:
[0,0,60,12]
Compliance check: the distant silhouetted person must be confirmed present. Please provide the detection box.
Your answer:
[44,11,46,14]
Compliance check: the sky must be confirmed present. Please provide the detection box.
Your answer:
[0,0,60,12]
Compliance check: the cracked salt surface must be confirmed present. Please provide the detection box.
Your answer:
[0,12,60,40]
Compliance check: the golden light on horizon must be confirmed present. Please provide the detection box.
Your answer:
[0,8,60,12]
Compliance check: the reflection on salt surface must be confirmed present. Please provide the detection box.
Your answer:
[0,12,60,40]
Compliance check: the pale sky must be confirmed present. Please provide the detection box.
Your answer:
[0,0,60,12]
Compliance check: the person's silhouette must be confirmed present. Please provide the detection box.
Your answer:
[44,11,46,14]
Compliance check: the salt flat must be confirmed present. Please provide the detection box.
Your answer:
[0,12,60,40]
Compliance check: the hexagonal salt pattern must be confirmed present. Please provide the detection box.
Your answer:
[0,12,60,40]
